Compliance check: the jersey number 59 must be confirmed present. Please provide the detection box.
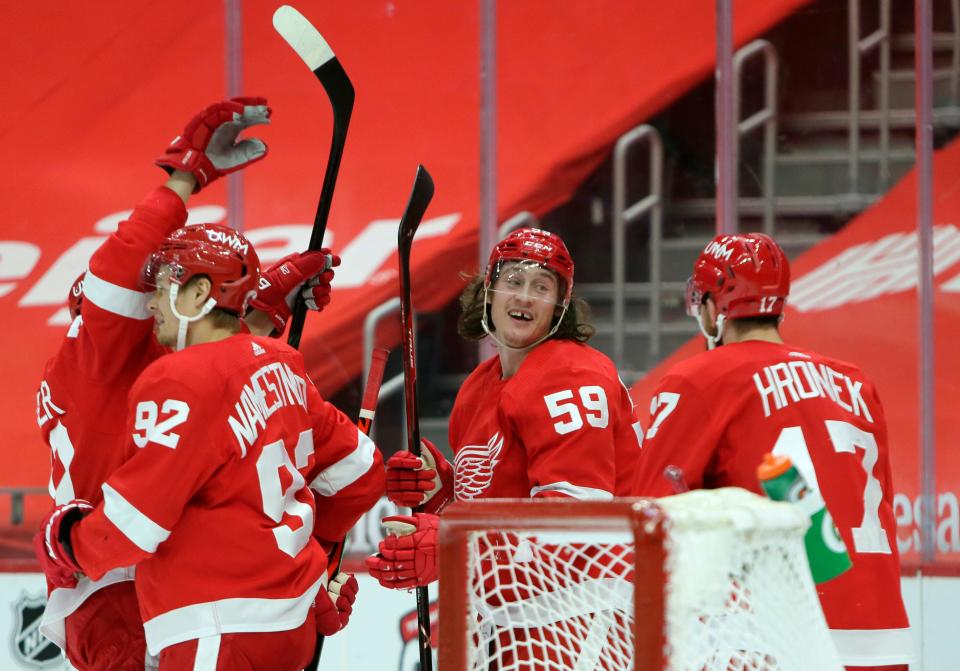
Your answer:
[544,386,609,435]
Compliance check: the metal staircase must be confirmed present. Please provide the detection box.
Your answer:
[366,0,960,456]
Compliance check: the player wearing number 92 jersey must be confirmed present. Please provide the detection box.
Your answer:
[36,224,384,669]
[634,233,911,671]
[70,334,383,661]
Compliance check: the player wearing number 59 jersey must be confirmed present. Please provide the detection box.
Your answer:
[447,338,639,502]
[635,233,911,671]
[35,225,384,670]
[367,228,641,592]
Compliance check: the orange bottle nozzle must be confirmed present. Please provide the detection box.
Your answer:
[757,452,793,481]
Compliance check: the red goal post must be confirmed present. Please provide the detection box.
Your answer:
[438,488,843,671]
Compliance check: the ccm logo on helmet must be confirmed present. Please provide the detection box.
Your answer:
[704,240,733,262]
[205,228,249,254]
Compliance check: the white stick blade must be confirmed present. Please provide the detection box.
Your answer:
[272,5,335,71]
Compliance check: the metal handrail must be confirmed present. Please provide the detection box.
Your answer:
[498,212,539,240]
[849,0,892,193]
[611,124,663,369]
[362,296,407,400]
[733,39,779,236]
[361,297,408,443]
[952,0,960,106]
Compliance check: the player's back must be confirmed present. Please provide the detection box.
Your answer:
[38,315,165,506]
[37,187,185,506]
[111,334,329,648]
[638,340,910,658]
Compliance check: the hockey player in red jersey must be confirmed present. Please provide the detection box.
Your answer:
[35,98,341,670]
[36,224,383,670]
[634,233,912,671]
[366,227,641,586]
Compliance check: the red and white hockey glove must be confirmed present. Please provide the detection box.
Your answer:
[365,513,439,590]
[315,573,359,636]
[156,96,271,192]
[248,250,341,336]
[33,500,93,588]
[385,439,453,514]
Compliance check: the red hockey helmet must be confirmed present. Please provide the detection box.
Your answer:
[142,224,260,315]
[67,272,85,320]
[485,227,575,304]
[686,233,790,319]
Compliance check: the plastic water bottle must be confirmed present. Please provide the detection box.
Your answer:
[757,452,852,584]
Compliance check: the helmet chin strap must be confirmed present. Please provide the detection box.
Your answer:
[169,284,218,351]
[696,308,725,350]
[481,287,569,353]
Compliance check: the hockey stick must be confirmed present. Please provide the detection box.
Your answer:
[307,347,390,671]
[272,5,355,350]
[397,165,436,671]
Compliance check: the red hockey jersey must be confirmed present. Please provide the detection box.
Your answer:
[448,339,641,501]
[71,333,385,655]
[635,340,912,666]
[35,187,183,647]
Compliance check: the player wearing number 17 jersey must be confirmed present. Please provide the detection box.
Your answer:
[35,225,384,670]
[634,233,912,671]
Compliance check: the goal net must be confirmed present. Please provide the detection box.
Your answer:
[438,488,843,671]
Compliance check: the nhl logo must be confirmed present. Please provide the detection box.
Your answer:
[12,593,61,668]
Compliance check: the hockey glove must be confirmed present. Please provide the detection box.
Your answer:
[315,573,359,636]
[248,250,341,336]
[33,500,93,588]
[365,513,439,590]
[385,439,453,514]
[156,96,271,192]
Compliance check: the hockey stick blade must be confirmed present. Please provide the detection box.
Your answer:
[397,164,435,461]
[273,10,355,671]
[273,5,355,350]
[395,164,436,671]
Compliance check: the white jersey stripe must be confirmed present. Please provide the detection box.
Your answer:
[192,635,221,671]
[143,575,325,655]
[102,483,171,553]
[83,270,151,320]
[309,428,376,496]
[530,481,614,501]
[830,627,915,665]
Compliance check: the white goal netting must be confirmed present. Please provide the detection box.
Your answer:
[446,488,843,671]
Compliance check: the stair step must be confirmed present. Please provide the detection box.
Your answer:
[775,148,915,165]
[875,67,960,110]
[591,319,699,336]
[577,281,687,300]
[782,106,960,132]
[659,232,825,251]
[891,33,958,53]
[669,194,880,218]
[773,147,916,197]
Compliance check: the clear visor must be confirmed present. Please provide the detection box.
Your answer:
[487,260,564,307]
[140,252,184,292]
[685,276,704,317]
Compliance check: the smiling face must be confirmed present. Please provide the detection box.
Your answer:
[487,261,561,350]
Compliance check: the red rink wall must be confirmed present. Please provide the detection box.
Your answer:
[0,1,808,507]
